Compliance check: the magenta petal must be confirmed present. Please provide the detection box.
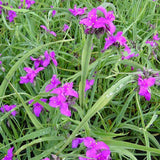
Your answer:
[42,158,50,160]
[95,141,110,151]
[139,87,151,101]
[72,138,84,148]
[60,103,71,117]
[20,76,30,84]
[3,147,14,160]
[40,25,48,31]
[52,10,56,17]
[83,137,96,148]
[24,67,33,73]
[49,97,60,108]
[146,77,156,87]
[85,79,95,92]
[33,105,43,117]
[86,148,97,159]
[50,31,57,37]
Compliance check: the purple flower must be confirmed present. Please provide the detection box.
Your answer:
[0,105,17,116]
[40,25,50,32]
[42,158,50,160]
[103,31,129,52]
[49,31,57,37]
[72,138,84,148]
[43,51,58,67]
[69,5,87,16]
[45,75,61,92]
[72,137,111,160]
[145,33,159,59]
[49,96,71,117]
[153,33,160,41]
[52,10,56,17]
[138,76,156,101]
[40,25,57,37]
[80,6,115,36]
[49,82,78,117]
[0,1,3,15]
[20,0,35,9]
[0,54,2,66]
[30,55,44,69]
[63,24,69,32]
[122,52,139,60]
[28,99,47,117]
[85,79,94,92]
[62,82,79,98]
[6,6,17,22]
[146,33,160,47]
[2,147,14,160]
[20,67,44,84]
[50,5,56,17]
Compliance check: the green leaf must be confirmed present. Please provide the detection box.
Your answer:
[57,75,133,155]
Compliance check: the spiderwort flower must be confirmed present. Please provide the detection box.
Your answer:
[80,6,115,36]
[85,79,94,92]
[103,31,128,51]
[6,6,17,22]
[50,6,56,17]
[146,33,159,59]
[72,137,111,160]
[63,24,69,32]
[69,5,87,16]
[0,1,3,15]
[30,55,44,69]
[122,52,139,60]
[49,82,78,117]
[0,105,17,116]
[20,0,35,9]
[2,147,14,160]
[43,51,58,67]
[40,25,57,37]
[146,33,160,47]
[20,67,44,84]
[28,99,47,117]
[42,158,50,160]
[45,75,61,92]
[138,75,156,101]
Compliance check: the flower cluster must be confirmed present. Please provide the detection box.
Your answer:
[69,5,139,60]
[2,147,14,160]
[6,7,17,22]
[30,50,58,68]
[72,137,111,160]
[80,6,115,36]
[146,33,160,59]
[69,5,87,16]
[19,0,35,9]
[137,68,160,101]
[0,105,17,116]
[28,99,47,117]
[20,67,44,84]
[0,2,17,22]
[40,25,57,37]
[47,76,78,117]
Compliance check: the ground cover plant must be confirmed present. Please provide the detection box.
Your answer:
[0,0,160,159]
